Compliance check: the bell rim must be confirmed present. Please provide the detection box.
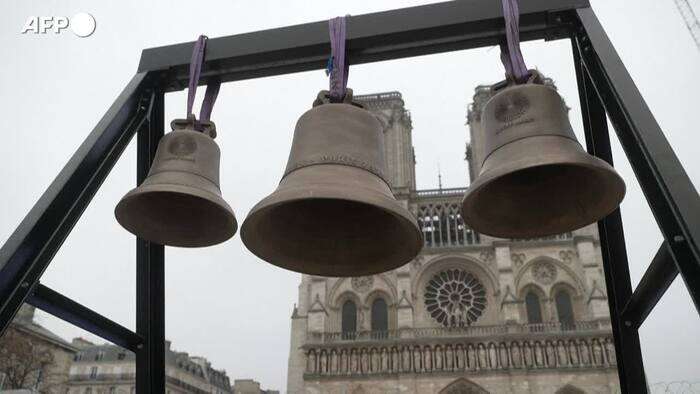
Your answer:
[241,180,423,277]
[115,182,238,247]
[461,147,625,238]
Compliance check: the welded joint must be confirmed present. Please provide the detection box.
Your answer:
[620,243,678,330]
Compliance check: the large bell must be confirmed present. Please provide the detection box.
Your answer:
[241,91,422,277]
[115,118,237,247]
[461,75,625,238]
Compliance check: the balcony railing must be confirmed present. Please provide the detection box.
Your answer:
[307,321,610,344]
[414,187,467,198]
[354,91,403,102]
[303,330,616,378]
[511,233,574,242]
[69,373,136,382]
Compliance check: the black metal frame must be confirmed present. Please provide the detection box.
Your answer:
[1,1,698,393]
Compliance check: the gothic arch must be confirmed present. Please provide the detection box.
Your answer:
[555,384,586,394]
[413,254,499,297]
[334,290,362,309]
[514,255,585,295]
[520,283,548,323]
[549,281,579,300]
[334,291,362,332]
[365,288,395,331]
[551,282,580,325]
[439,378,490,394]
[328,273,398,308]
[519,283,547,299]
[363,288,394,308]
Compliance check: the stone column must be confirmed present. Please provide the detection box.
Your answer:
[575,236,609,319]
[286,307,308,394]
[307,276,327,333]
[297,275,311,315]
[379,103,415,194]
[396,264,414,329]
[494,243,520,323]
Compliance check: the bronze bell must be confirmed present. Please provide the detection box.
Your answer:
[461,74,625,238]
[115,118,237,247]
[241,90,423,277]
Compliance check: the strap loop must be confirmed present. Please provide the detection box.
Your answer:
[187,35,221,131]
[328,16,349,102]
[499,0,530,84]
[199,82,220,122]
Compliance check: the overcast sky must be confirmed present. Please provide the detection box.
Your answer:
[1,0,699,391]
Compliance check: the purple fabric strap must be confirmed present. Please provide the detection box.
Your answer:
[187,35,221,125]
[328,16,349,102]
[499,0,529,83]
[199,82,220,122]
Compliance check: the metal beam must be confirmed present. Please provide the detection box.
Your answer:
[135,91,166,393]
[27,284,143,353]
[0,73,153,338]
[0,3,694,393]
[572,36,648,393]
[138,0,589,92]
[576,7,700,315]
[621,243,678,330]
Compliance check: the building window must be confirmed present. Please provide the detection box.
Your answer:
[525,291,543,324]
[109,387,116,394]
[341,299,357,338]
[555,289,575,328]
[89,366,98,379]
[371,297,388,338]
[117,352,126,360]
[85,388,92,394]
[95,351,104,361]
[424,269,487,327]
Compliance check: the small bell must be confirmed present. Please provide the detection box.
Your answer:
[461,73,625,238]
[115,117,237,247]
[241,90,423,277]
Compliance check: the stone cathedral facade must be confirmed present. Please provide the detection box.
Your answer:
[286,90,620,394]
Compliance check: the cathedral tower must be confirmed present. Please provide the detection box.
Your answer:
[287,88,619,394]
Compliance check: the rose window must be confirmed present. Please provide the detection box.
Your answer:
[424,269,487,327]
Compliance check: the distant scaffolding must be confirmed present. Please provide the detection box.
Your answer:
[674,0,700,49]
